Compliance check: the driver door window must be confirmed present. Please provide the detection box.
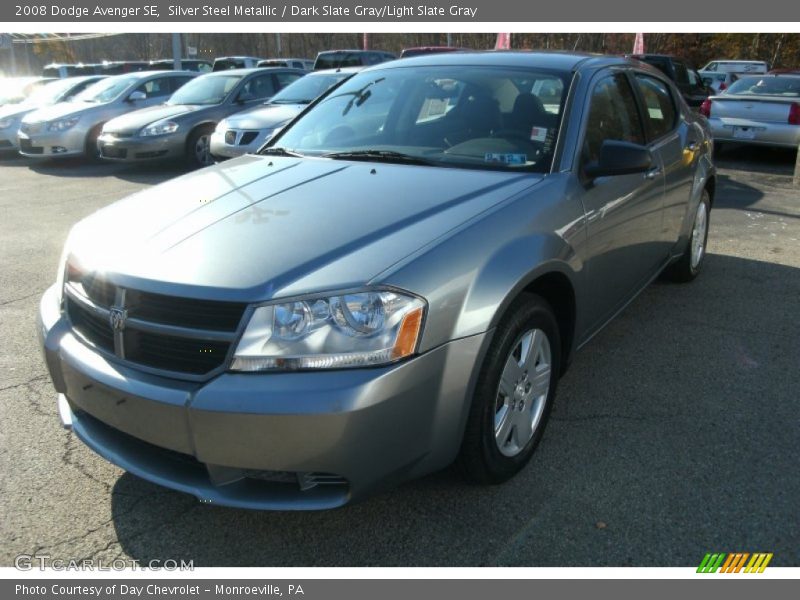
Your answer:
[582,73,645,166]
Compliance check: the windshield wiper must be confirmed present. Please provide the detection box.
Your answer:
[259,146,305,157]
[322,149,436,166]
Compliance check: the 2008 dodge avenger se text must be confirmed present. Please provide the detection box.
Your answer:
[38,52,715,510]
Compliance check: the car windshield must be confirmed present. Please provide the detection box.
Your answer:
[725,76,800,97]
[168,74,241,105]
[269,73,350,104]
[74,75,138,103]
[267,65,571,172]
[24,78,82,105]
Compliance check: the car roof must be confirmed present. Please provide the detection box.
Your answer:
[369,50,629,72]
[309,66,363,76]
[205,67,302,76]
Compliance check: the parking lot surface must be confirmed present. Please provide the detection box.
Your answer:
[0,146,798,567]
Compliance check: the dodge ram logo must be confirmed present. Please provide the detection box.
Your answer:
[109,307,127,331]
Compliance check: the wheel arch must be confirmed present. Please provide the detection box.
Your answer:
[488,266,578,377]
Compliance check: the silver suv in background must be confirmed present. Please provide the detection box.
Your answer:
[97,68,304,166]
[18,71,196,159]
[39,52,714,510]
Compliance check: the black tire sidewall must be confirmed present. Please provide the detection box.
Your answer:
[463,294,561,483]
[187,126,214,167]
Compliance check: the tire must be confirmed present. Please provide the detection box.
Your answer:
[663,189,711,283]
[84,124,103,161]
[186,126,215,168]
[457,292,561,484]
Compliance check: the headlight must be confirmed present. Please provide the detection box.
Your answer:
[231,289,426,371]
[47,116,80,132]
[0,118,15,130]
[140,121,179,137]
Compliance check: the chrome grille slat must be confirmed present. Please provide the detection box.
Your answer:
[63,274,247,379]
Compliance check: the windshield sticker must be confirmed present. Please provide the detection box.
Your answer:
[485,153,527,165]
[530,127,548,142]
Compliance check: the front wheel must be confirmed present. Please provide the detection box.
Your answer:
[663,190,711,282]
[458,293,561,484]
[186,126,215,168]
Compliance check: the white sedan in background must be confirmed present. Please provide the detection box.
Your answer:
[701,74,800,148]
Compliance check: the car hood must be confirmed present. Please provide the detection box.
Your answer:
[21,101,97,123]
[68,155,543,302]
[102,104,206,133]
[222,103,305,130]
[0,103,36,121]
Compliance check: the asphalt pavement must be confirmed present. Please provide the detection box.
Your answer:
[0,145,798,567]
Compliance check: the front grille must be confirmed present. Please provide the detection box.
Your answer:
[240,131,259,145]
[106,131,136,138]
[100,145,128,159]
[66,298,115,352]
[64,273,247,379]
[20,138,43,154]
[126,289,246,331]
[124,329,231,375]
[224,130,236,145]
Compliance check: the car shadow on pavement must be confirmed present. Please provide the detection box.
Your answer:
[106,252,800,567]
[715,144,797,177]
[24,157,190,185]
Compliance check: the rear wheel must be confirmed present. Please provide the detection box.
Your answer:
[186,126,215,167]
[458,293,560,484]
[663,190,711,282]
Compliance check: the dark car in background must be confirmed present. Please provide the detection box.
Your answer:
[313,49,395,70]
[98,67,305,166]
[147,59,213,73]
[628,53,714,108]
[399,46,466,58]
[212,56,264,71]
[258,58,314,71]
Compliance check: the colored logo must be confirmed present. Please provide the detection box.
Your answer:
[697,552,773,573]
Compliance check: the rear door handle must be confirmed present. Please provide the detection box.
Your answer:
[645,168,662,180]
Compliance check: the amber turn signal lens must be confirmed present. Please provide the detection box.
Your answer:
[392,306,424,359]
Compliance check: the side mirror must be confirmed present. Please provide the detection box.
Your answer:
[584,140,653,179]
[127,90,147,102]
[236,90,255,103]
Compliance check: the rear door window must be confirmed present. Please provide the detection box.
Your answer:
[633,74,677,140]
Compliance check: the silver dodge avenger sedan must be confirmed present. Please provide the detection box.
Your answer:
[38,52,715,510]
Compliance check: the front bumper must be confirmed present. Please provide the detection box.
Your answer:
[709,117,800,148]
[38,284,486,510]
[97,132,186,162]
[17,127,87,158]
[210,128,273,160]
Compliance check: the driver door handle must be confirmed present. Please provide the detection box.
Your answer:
[645,168,662,180]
